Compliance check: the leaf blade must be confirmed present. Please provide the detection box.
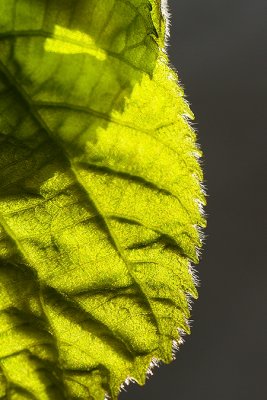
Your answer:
[0,1,206,398]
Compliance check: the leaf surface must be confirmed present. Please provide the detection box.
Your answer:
[0,1,206,399]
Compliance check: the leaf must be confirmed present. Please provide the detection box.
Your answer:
[0,1,206,399]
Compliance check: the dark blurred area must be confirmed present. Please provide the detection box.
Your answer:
[120,1,267,399]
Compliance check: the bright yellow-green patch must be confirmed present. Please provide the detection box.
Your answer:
[45,25,107,60]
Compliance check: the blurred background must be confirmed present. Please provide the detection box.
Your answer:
[120,0,267,399]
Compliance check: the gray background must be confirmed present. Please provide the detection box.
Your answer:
[120,0,267,399]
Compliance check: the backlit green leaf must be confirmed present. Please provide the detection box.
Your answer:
[0,1,206,399]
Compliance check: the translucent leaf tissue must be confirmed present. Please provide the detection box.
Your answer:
[0,1,206,399]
